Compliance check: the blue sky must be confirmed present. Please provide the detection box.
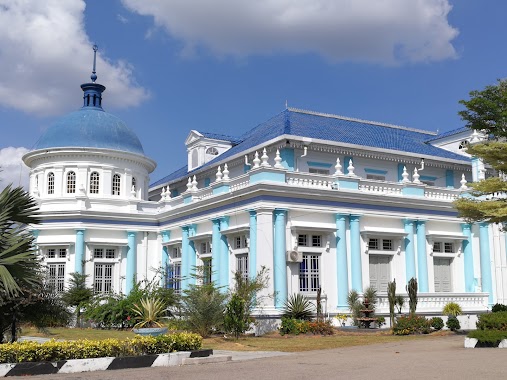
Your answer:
[0,0,505,188]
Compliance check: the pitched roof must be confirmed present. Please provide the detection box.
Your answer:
[151,108,470,187]
[425,127,469,142]
[200,132,242,145]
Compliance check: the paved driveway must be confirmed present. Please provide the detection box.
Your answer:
[22,335,504,380]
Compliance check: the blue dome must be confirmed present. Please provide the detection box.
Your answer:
[34,108,145,155]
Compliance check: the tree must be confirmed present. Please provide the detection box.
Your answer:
[61,272,93,327]
[0,185,40,298]
[455,79,507,223]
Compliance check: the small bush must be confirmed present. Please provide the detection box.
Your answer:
[476,311,507,331]
[446,316,460,331]
[308,320,334,335]
[392,315,430,335]
[430,317,444,331]
[492,303,507,313]
[376,316,386,328]
[442,302,462,317]
[0,333,202,364]
[283,294,314,320]
[467,330,507,346]
[279,317,309,335]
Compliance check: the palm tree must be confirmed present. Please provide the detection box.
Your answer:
[0,184,41,299]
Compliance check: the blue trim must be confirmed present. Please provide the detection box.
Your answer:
[219,217,230,288]
[280,148,295,171]
[479,222,493,305]
[161,230,170,287]
[397,163,405,182]
[349,215,362,292]
[126,231,137,294]
[250,170,286,183]
[416,221,428,292]
[171,189,179,197]
[338,179,359,190]
[187,224,197,287]
[183,195,192,204]
[402,187,425,196]
[75,229,85,274]
[211,219,221,285]
[404,220,416,284]
[445,170,454,188]
[344,156,353,170]
[364,168,387,175]
[336,214,348,309]
[273,209,287,308]
[307,161,333,168]
[181,226,190,291]
[212,184,230,195]
[419,175,437,181]
[204,178,211,187]
[461,223,474,292]
[249,211,257,280]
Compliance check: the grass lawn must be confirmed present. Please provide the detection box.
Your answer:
[19,326,449,352]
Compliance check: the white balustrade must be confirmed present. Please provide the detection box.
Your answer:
[286,173,333,189]
[424,188,460,200]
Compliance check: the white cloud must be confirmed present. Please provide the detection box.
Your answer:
[0,0,148,117]
[122,0,458,64]
[0,147,30,191]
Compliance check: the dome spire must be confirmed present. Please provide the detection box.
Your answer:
[80,45,106,110]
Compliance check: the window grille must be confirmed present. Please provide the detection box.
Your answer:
[236,254,248,280]
[67,171,76,193]
[299,254,320,292]
[94,263,113,294]
[47,172,55,194]
[112,174,121,195]
[90,172,100,194]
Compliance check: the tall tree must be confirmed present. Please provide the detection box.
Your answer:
[61,273,93,327]
[454,79,507,223]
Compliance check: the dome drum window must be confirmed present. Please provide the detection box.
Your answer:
[90,172,100,194]
[47,172,55,195]
[66,171,76,194]
[112,174,121,196]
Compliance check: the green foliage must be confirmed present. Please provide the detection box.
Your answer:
[180,282,228,338]
[131,298,167,328]
[279,317,334,335]
[224,294,250,339]
[0,333,202,363]
[229,267,270,315]
[407,278,418,315]
[395,295,404,314]
[307,320,334,335]
[442,302,462,317]
[430,317,444,331]
[363,286,378,311]
[467,329,507,345]
[392,315,430,335]
[446,316,460,331]
[476,311,507,331]
[347,290,362,325]
[0,185,41,299]
[455,79,507,223]
[61,272,93,327]
[387,280,396,328]
[376,316,386,328]
[282,293,314,320]
[492,303,507,313]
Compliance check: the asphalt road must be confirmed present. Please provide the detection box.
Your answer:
[22,335,505,380]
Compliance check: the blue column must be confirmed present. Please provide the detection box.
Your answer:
[181,226,190,291]
[404,220,416,283]
[461,223,474,292]
[219,217,230,288]
[188,224,197,286]
[273,209,287,308]
[75,229,85,274]
[336,214,349,309]
[416,221,429,292]
[349,214,362,292]
[479,222,493,305]
[211,218,221,285]
[249,210,257,280]
[161,230,170,287]
[126,231,137,294]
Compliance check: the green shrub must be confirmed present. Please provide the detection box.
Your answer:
[442,302,462,317]
[492,304,507,313]
[430,317,444,331]
[0,333,202,364]
[376,316,386,328]
[308,320,334,335]
[476,311,507,331]
[279,317,310,335]
[392,315,430,335]
[283,294,314,320]
[446,316,460,331]
[467,329,507,345]
[224,294,250,339]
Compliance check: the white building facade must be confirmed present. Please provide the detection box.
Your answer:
[23,72,507,327]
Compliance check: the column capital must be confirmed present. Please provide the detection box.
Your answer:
[461,222,472,231]
[161,230,170,239]
[335,213,348,222]
[75,228,86,233]
[248,209,257,217]
[415,219,427,226]
[403,219,415,227]
[274,208,287,216]
[349,214,361,222]
[127,230,137,237]
[479,221,489,228]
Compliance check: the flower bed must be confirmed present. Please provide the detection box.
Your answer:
[0,333,202,364]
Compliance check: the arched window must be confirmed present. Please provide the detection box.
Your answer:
[90,172,100,194]
[66,171,76,194]
[112,174,121,196]
[47,172,55,194]
[131,177,136,191]
[191,149,199,169]
[458,140,469,150]
[206,147,219,156]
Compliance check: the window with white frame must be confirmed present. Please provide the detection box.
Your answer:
[90,172,100,194]
[46,248,67,259]
[167,245,182,293]
[67,171,76,194]
[433,241,455,254]
[93,248,116,259]
[47,172,55,194]
[236,254,248,281]
[299,254,320,292]
[47,263,66,293]
[234,235,248,249]
[112,174,121,196]
[298,234,322,247]
[171,246,181,259]
[368,238,394,251]
[94,263,113,294]
[206,147,219,156]
[200,241,212,254]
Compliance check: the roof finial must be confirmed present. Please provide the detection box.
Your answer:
[285,99,288,109]
[91,45,98,83]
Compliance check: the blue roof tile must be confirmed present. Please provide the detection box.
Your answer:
[425,127,469,142]
[151,108,470,187]
[200,132,242,145]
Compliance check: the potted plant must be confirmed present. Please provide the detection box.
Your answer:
[131,297,169,336]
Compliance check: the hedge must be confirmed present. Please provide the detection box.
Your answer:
[0,333,202,364]
[476,311,507,331]
[467,330,507,345]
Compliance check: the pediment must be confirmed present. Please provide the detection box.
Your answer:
[185,130,204,146]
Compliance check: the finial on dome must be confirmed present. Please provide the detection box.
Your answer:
[91,45,98,83]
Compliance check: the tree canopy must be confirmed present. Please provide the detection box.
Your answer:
[455,79,507,223]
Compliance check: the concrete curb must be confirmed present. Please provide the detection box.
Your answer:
[0,349,213,377]
[182,355,232,365]
[464,337,507,348]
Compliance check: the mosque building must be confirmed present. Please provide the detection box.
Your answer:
[23,49,507,329]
